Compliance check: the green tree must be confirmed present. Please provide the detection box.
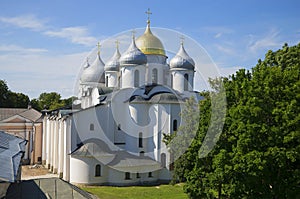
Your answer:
[180,43,300,198]
[31,92,74,111]
[0,80,30,108]
[0,80,9,107]
[163,96,201,183]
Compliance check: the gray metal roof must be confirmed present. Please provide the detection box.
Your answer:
[107,150,161,171]
[71,138,161,172]
[170,43,195,70]
[0,131,27,182]
[0,108,42,122]
[81,54,105,83]
[104,47,121,72]
[128,84,183,103]
[18,108,42,122]
[120,37,147,66]
[0,108,27,121]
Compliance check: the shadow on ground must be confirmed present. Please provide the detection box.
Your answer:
[5,178,97,199]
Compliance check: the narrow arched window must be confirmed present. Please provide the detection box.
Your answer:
[184,73,189,91]
[105,76,108,87]
[173,120,177,131]
[134,70,139,87]
[161,153,166,168]
[152,68,158,84]
[148,172,153,177]
[119,72,122,88]
[136,173,140,178]
[171,74,173,88]
[163,70,167,85]
[138,132,143,148]
[95,164,101,176]
[125,172,131,180]
[90,123,94,131]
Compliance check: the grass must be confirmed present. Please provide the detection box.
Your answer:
[81,183,188,199]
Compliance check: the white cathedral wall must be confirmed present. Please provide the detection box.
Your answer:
[171,71,184,92]
[53,120,59,173]
[121,65,146,88]
[126,102,177,180]
[171,70,194,92]
[107,169,159,186]
[70,156,108,184]
[129,104,142,125]
[91,88,100,106]
[50,120,54,171]
[128,104,149,152]
[105,71,118,87]
[146,63,169,85]
[188,71,195,91]
[58,120,64,177]
[63,118,71,182]
[71,106,119,151]
[45,118,51,168]
[152,103,171,162]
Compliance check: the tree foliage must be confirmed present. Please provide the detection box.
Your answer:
[0,80,73,110]
[175,43,300,198]
[0,80,30,108]
[31,92,74,111]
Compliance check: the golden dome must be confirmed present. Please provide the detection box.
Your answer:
[136,22,166,56]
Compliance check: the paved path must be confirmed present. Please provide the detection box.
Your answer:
[21,173,59,180]
[5,178,98,199]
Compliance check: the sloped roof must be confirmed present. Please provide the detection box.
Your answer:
[0,108,42,122]
[127,84,183,103]
[71,138,161,173]
[0,131,27,182]
[0,108,26,121]
[18,108,42,122]
[107,151,162,173]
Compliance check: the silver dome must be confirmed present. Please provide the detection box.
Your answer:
[170,44,195,70]
[104,48,121,71]
[120,37,147,66]
[81,54,105,83]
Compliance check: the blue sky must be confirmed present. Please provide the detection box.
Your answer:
[0,0,299,98]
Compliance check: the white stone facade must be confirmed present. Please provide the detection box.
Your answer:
[42,19,200,186]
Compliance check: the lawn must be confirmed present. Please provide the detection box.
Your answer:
[81,183,188,199]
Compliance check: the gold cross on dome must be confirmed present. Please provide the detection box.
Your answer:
[145,8,152,21]
[97,42,101,55]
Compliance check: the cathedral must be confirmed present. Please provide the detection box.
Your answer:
[42,12,200,185]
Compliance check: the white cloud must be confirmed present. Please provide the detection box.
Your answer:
[44,26,98,46]
[215,44,236,55]
[248,29,281,52]
[0,14,98,47]
[0,14,47,31]
[201,26,234,38]
[0,50,89,98]
[0,44,48,53]
[215,32,222,38]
